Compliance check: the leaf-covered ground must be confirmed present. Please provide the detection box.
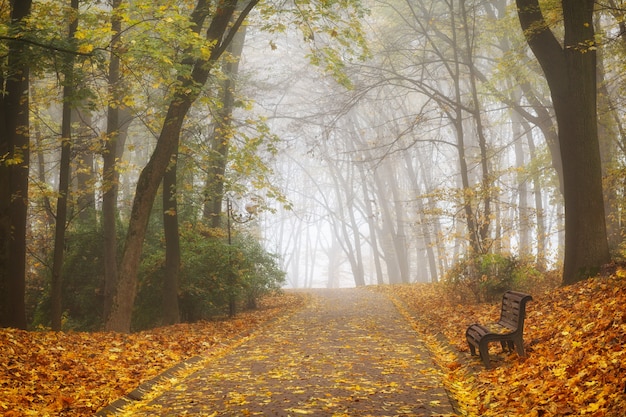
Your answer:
[3,275,626,416]
[381,272,626,416]
[0,293,305,417]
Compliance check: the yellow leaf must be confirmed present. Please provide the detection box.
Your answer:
[285,408,314,414]
[77,44,94,54]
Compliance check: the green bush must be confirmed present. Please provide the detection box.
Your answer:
[444,253,543,303]
[178,227,234,322]
[30,225,110,331]
[133,222,286,329]
[236,233,286,309]
[28,208,286,331]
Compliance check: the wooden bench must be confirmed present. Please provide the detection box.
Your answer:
[465,290,533,368]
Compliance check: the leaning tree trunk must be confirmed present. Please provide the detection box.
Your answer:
[106,0,257,332]
[516,0,610,284]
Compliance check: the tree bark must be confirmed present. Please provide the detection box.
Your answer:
[74,108,97,224]
[203,24,247,227]
[460,0,492,249]
[102,0,127,322]
[106,0,257,332]
[0,0,33,329]
[50,0,79,331]
[516,0,610,284]
[162,155,181,325]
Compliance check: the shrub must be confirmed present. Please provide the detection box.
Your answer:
[236,233,286,309]
[133,222,286,329]
[30,225,110,331]
[444,253,546,303]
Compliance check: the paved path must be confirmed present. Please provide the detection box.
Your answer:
[112,288,456,416]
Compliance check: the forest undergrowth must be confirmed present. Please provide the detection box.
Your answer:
[382,271,626,416]
[2,275,626,416]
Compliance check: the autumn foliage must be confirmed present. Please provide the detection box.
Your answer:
[0,293,305,416]
[384,272,626,416]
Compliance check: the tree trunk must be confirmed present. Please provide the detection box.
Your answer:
[448,5,481,255]
[327,160,366,287]
[102,0,125,322]
[106,0,255,332]
[162,156,181,325]
[519,118,548,269]
[516,0,609,284]
[106,98,195,332]
[0,0,33,329]
[372,167,401,284]
[596,44,621,252]
[512,111,530,257]
[203,24,247,226]
[404,152,438,283]
[50,0,79,331]
[386,163,410,284]
[359,166,385,285]
[461,0,492,248]
[74,108,97,224]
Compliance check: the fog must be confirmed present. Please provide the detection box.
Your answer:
[233,1,566,288]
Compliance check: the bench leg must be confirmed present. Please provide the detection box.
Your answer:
[514,337,526,357]
[478,341,491,368]
[501,340,514,353]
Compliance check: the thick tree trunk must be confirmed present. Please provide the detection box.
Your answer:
[0,0,32,329]
[106,0,255,332]
[106,99,193,332]
[516,0,609,284]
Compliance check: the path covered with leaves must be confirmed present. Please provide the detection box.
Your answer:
[108,288,456,416]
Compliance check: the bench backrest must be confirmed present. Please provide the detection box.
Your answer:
[497,290,533,331]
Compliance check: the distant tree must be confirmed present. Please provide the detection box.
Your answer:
[50,0,79,331]
[516,0,610,284]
